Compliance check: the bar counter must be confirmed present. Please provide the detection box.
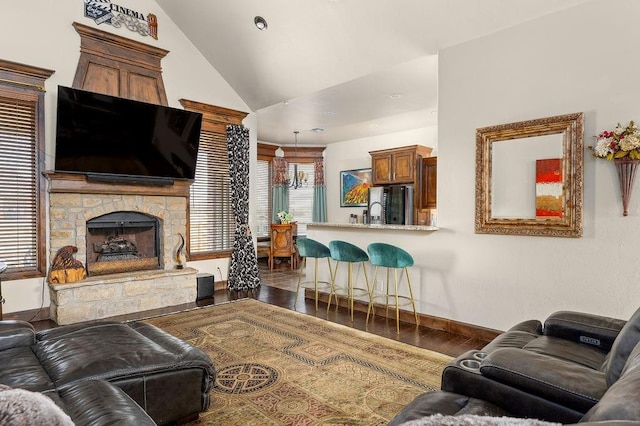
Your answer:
[307,222,439,232]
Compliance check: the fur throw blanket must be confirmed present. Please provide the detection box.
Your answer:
[0,384,73,426]
[402,414,561,426]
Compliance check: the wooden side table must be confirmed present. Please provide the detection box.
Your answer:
[269,223,298,270]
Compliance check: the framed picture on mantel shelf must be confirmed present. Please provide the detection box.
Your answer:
[340,168,371,207]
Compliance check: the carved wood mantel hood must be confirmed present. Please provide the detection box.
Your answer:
[72,21,169,105]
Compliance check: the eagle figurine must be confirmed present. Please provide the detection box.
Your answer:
[48,245,86,284]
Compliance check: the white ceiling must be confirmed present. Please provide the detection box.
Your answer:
[156,0,591,145]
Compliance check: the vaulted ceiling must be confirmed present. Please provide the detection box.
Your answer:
[156,0,591,145]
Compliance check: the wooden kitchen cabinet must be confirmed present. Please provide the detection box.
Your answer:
[370,145,433,185]
[371,152,393,185]
[370,145,434,226]
[420,156,437,209]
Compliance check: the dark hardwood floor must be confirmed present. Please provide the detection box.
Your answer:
[245,260,491,357]
[31,259,490,358]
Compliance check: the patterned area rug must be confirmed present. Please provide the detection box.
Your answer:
[144,299,452,425]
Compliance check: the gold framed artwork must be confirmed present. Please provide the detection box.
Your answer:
[475,112,584,237]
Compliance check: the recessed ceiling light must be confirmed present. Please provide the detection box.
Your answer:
[322,111,335,116]
[369,123,379,128]
[311,128,325,133]
[254,16,268,31]
[389,93,404,99]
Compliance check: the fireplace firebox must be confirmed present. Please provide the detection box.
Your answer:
[86,211,160,276]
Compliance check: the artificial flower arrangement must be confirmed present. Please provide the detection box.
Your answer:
[591,120,640,160]
[277,210,293,224]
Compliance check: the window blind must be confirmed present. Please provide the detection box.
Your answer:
[255,160,271,238]
[189,129,234,254]
[288,163,315,235]
[0,95,38,272]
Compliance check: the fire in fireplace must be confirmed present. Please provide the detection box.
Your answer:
[86,211,160,276]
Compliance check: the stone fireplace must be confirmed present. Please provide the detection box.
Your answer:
[86,211,160,276]
[46,173,197,325]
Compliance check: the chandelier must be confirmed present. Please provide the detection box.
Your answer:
[288,131,308,189]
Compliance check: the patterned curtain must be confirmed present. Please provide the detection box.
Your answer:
[226,125,260,291]
[272,157,289,223]
[312,158,327,222]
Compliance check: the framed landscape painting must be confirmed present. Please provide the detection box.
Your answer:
[340,168,371,207]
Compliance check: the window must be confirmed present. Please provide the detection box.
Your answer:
[179,99,248,260]
[288,163,314,235]
[189,130,234,255]
[0,60,53,279]
[255,160,271,238]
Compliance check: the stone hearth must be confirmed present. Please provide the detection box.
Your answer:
[46,173,197,325]
[49,268,197,325]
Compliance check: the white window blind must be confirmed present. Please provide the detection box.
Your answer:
[0,94,38,273]
[189,129,234,254]
[255,160,271,238]
[288,163,314,235]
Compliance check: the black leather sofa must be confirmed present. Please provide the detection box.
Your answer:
[390,307,640,425]
[0,319,215,425]
[43,379,157,425]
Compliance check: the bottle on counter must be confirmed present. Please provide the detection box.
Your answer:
[363,209,368,224]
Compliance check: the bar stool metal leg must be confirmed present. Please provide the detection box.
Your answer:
[327,260,340,314]
[294,256,307,310]
[404,266,419,326]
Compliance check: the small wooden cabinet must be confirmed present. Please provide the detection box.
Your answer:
[269,223,298,270]
[370,145,432,185]
[420,156,437,210]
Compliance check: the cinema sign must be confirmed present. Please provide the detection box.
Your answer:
[84,0,158,40]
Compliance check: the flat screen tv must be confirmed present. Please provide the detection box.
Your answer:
[55,86,202,183]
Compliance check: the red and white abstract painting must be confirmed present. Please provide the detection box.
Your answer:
[536,158,563,219]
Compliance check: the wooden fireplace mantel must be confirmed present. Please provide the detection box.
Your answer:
[44,172,191,197]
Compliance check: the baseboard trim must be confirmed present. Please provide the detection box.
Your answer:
[215,280,228,291]
[3,307,50,322]
[304,289,501,341]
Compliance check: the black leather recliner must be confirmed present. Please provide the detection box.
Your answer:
[390,338,640,425]
[439,307,640,423]
[390,307,640,425]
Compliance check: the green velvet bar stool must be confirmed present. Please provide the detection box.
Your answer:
[366,242,419,334]
[327,240,372,322]
[295,237,333,311]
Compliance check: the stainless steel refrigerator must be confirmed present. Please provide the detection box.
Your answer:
[368,185,414,225]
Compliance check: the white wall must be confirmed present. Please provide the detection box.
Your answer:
[314,0,640,332]
[0,1,254,314]
[437,0,640,329]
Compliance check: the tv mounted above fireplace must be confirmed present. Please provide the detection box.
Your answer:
[54,86,202,185]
